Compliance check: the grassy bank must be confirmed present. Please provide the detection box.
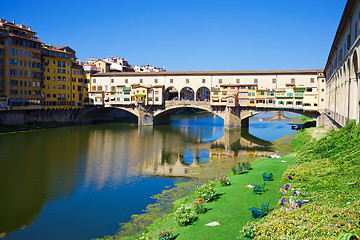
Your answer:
[242,122,360,239]
[97,151,296,240]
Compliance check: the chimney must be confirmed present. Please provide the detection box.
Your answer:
[12,20,15,24]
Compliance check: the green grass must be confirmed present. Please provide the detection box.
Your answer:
[115,154,296,240]
[244,123,360,239]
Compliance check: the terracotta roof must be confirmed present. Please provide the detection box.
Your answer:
[93,69,324,77]
[1,21,36,33]
[8,33,41,43]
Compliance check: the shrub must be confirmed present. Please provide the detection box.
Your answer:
[218,175,231,186]
[192,196,207,214]
[158,228,174,240]
[195,180,216,202]
[232,161,251,175]
[174,204,197,226]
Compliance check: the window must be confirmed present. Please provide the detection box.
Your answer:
[10,48,18,55]
[93,79,96,83]
[218,79,222,84]
[321,88,324,92]
[125,79,128,83]
[272,79,276,84]
[254,79,258,84]
[202,79,206,83]
[10,69,19,76]
[111,79,114,83]
[154,79,158,83]
[10,59,18,65]
[321,98,324,102]
[236,79,240,83]
[140,79,143,83]
[185,79,189,84]
[291,78,295,84]
[310,78,315,83]
[170,79,173,83]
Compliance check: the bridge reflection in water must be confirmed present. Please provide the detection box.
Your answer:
[139,122,273,178]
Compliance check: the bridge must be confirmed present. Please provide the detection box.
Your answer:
[80,100,321,129]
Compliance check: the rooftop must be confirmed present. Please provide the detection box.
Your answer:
[94,69,324,77]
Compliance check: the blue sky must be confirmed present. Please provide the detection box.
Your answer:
[3,0,347,71]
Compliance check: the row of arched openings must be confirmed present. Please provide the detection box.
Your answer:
[165,87,210,101]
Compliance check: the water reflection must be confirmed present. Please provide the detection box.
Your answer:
[0,113,284,240]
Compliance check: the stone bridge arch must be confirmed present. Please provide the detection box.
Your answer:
[79,106,138,123]
[153,103,223,125]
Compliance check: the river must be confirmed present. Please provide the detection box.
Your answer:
[0,111,297,240]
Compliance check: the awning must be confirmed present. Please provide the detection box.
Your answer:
[8,99,29,103]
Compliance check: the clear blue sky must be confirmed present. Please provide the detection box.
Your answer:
[3,0,347,71]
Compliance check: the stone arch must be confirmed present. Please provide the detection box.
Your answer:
[153,105,223,125]
[165,86,178,101]
[351,50,359,79]
[196,87,210,101]
[180,87,195,101]
[80,107,138,122]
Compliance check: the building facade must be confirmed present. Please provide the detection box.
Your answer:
[325,0,360,125]
[0,19,42,110]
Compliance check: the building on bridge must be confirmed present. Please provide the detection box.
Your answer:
[325,0,360,126]
[90,70,326,111]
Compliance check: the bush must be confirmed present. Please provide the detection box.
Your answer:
[158,228,174,240]
[174,204,197,226]
[192,196,207,214]
[218,175,231,186]
[195,180,216,202]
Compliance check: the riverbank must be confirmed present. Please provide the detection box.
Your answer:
[242,122,360,239]
[95,141,297,239]
[94,122,360,240]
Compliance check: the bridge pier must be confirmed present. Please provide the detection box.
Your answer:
[138,104,153,126]
[223,106,250,130]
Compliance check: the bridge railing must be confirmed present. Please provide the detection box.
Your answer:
[165,100,210,107]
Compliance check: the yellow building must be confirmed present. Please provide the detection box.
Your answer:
[131,85,149,104]
[247,84,257,107]
[41,44,72,109]
[210,87,221,105]
[70,64,87,108]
